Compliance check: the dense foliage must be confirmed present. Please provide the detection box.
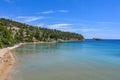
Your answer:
[0,18,84,48]
[0,25,16,48]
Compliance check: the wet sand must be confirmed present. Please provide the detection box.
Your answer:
[0,49,15,80]
[0,43,22,80]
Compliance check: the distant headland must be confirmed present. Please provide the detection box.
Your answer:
[92,38,103,41]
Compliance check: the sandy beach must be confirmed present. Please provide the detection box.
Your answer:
[0,43,22,80]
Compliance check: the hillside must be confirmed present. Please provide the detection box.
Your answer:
[0,18,84,48]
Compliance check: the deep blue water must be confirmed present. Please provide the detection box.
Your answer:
[11,40,120,80]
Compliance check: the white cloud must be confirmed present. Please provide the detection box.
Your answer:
[16,16,45,22]
[35,23,46,27]
[40,10,69,14]
[97,21,120,25]
[41,10,55,14]
[47,23,98,32]
[58,10,69,13]
[48,23,72,29]
[0,16,10,18]
[78,28,99,32]
[4,0,14,3]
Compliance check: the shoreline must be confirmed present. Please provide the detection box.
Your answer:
[0,42,57,80]
[0,40,83,80]
[0,43,22,80]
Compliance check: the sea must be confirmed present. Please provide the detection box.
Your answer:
[11,39,120,80]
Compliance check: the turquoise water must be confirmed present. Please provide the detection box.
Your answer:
[11,40,120,80]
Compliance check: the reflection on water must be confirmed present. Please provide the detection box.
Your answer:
[11,40,120,80]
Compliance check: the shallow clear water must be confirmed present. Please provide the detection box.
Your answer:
[11,40,120,80]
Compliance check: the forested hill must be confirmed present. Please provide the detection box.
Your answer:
[0,18,84,48]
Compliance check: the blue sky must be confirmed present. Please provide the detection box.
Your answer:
[0,0,120,39]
